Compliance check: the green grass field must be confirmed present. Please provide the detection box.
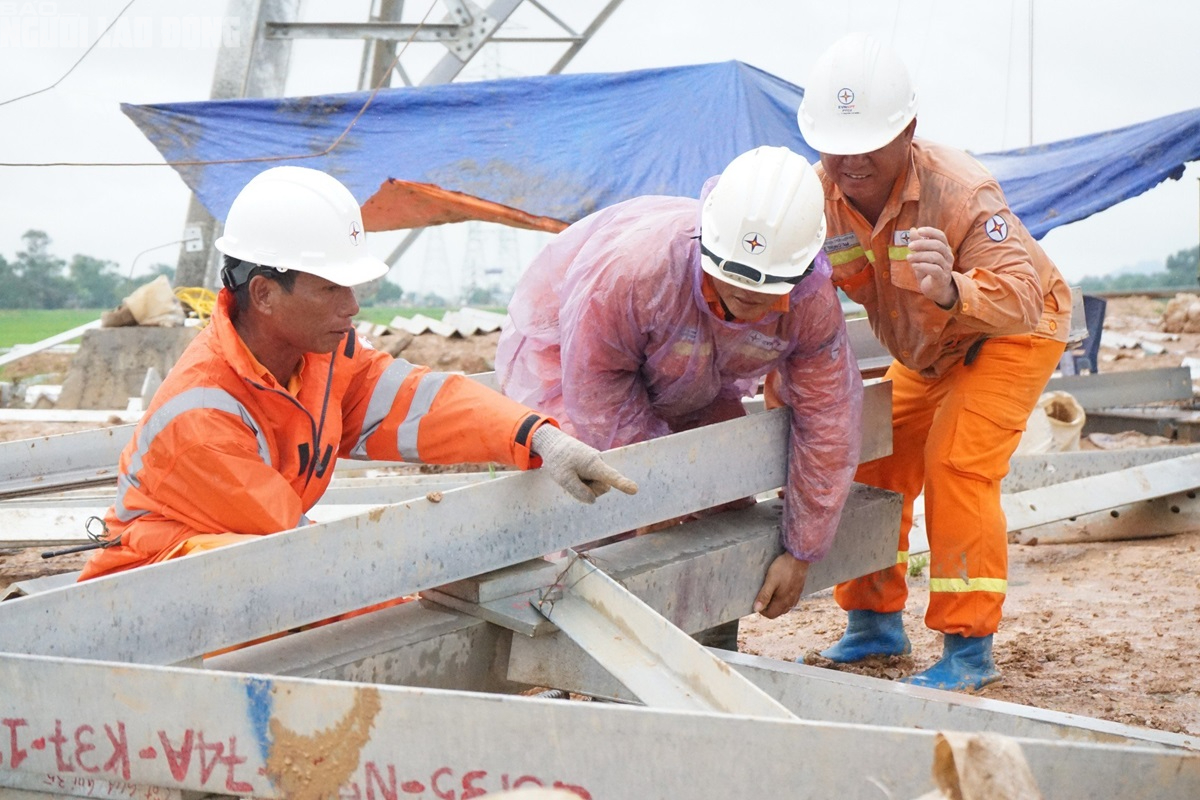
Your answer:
[0,309,106,350]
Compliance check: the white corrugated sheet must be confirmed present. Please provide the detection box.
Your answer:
[388,307,508,337]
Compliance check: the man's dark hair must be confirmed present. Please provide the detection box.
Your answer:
[222,255,297,318]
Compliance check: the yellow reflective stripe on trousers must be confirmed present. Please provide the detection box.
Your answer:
[896,550,909,565]
[928,577,1008,594]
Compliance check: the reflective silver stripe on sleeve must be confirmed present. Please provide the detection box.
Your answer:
[113,387,271,523]
[350,359,422,460]
[397,371,451,462]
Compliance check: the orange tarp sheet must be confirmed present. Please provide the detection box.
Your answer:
[361,178,568,234]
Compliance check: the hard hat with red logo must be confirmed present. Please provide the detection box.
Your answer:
[215,166,388,288]
[699,146,827,296]
[797,32,919,156]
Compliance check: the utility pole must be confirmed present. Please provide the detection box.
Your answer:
[175,0,628,289]
[174,0,299,289]
[1027,0,1034,146]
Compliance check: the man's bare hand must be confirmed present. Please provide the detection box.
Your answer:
[906,226,958,309]
[753,552,810,619]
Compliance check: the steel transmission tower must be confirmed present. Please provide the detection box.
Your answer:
[174,0,627,289]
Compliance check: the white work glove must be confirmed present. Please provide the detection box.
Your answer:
[531,425,639,505]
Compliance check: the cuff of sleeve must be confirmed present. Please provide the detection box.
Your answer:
[782,537,826,564]
[936,273,964,312]
[515,414,556,469]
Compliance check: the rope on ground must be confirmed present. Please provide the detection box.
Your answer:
[174,287,217,327]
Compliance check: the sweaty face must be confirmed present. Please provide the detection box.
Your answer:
[711,278,781,322]
[270,271,361,356]
[819,122,915,222]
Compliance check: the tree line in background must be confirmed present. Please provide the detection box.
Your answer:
[1078,245,1199,293]
[3,231,1197,310]
[0,230,405,309]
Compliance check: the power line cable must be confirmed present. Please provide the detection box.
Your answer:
[0,0,439,168]
[0,0,139,109]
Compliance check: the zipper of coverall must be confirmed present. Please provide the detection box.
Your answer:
[245,330,347,490]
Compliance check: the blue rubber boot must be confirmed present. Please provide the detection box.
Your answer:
[802,610,911,664]
[900,633,1001,692]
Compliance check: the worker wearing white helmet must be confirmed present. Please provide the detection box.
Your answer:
[497,146,863,633]
[796,33,1072,691]
[80,166,636,582]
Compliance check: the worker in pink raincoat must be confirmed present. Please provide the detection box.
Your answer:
[496,146,864,632]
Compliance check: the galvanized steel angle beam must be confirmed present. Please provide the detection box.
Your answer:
[1046,366,1194,410]
[1085,406,1200,442]
[1003,450,1200,531]
[531,552,797,718]
[0,372,891,501]
[1005,444,1200,492]
[418,484,898,638]
[209,488,897,686]
[208,488,897,688]
[209,599,528,696]
[1010,489,1200,545]
[509,633,1199,754]
[4,652,1199,799]
[0,425,129,499]
[0,421,477,501]
[0,411,796,665]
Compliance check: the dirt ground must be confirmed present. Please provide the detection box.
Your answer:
[2,299,1199,739]
[743,294,1200,737]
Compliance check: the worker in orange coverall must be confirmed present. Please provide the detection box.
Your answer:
[80,166,636,582]
[496,146,864,646]
[795,33,1071,690]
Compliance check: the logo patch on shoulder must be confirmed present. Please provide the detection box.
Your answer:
[985,214,1008,242]
[823,232,859,254]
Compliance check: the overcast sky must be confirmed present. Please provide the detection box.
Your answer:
[2,0,1199,298]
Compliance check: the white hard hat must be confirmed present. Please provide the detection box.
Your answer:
[797,32,919,155]
[215,166,388,287]
[700,146,827,296]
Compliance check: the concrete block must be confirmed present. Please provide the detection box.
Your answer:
[56,327,197,409]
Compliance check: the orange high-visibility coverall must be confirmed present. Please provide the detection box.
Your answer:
[820,139,1071,636]
[79,289,551,581]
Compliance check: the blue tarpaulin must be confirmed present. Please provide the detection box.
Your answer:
[123,60,1200,239]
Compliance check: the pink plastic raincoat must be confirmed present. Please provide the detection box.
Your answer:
[496,195,863,561]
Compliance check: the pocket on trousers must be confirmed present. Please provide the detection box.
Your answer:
[946,396,1028,482]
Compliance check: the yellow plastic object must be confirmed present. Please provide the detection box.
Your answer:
[174,286,217,327]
